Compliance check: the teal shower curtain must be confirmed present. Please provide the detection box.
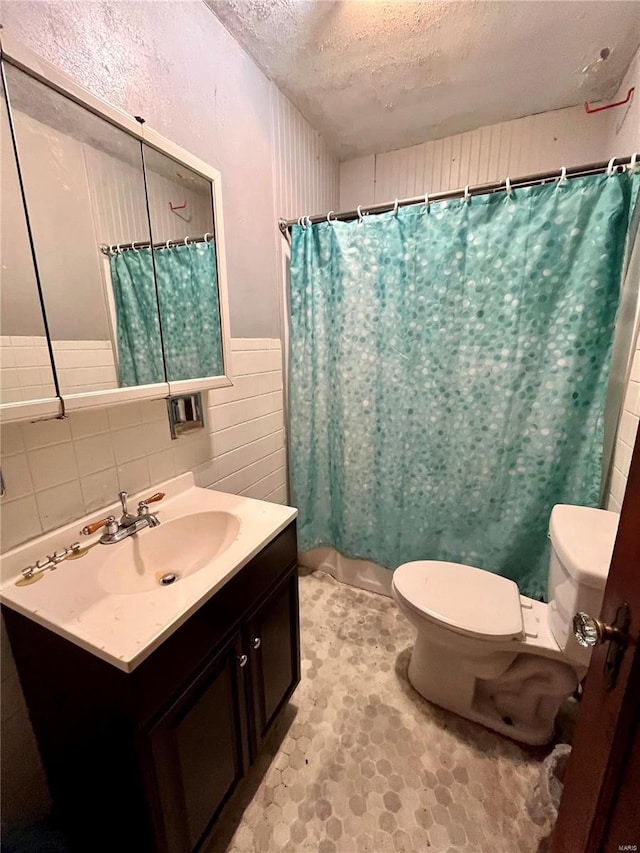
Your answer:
[111,241,223,386]
[110,248,164,386]
[288,172,639,600]
[153,242,223,381]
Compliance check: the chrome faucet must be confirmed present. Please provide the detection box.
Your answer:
[81,491,165,544]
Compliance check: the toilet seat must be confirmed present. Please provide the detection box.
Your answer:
[393,561,524,642]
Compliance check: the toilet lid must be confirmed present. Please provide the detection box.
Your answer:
[393,561,524,641]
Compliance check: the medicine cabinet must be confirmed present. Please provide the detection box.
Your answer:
[0,33,232,423]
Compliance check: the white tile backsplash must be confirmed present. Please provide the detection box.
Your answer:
[74,433,117,477]
[79,467,120,512]
[0,339,287,555]
[27,443,79,492]
[0,495,42,552]
[35,481,86,530]
[21,416,72,450]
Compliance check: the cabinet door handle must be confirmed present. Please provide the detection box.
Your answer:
[238,654,248,668]
[252,637,261,650]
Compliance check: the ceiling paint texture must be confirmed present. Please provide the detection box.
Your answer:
[206,0,640,159]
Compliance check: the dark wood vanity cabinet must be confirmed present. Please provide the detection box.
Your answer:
[3,522,299,853]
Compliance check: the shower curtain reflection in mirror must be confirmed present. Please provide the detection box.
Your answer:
[110,241,223,386]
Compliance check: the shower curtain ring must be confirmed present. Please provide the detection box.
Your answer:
[630,153,640,172]
[116,243,123,253]
[463,185,470,204]
[203,232,212,242]
[505,176,512,197]
[165,240,172,249]
[422,193,430,211]
[557,166,568,186]
[327,211,336,225]
[130,241,139,252]
[184,236,191,246]
[357,205,365,223]
[393,198,399,216]
[606,157,616,176]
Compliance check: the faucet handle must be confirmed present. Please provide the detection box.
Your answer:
[81,515,118,536]
[118,491,129,515]
[140,492,165,506]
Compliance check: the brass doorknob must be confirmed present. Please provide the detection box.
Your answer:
[573,612,624,648]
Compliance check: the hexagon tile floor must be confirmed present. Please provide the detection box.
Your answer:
[206,569,554,853]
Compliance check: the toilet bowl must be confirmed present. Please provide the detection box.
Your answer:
[392,505,619,745]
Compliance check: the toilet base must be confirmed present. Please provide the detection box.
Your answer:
[407,635,578,746]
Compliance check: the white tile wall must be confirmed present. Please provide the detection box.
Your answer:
[0,339,287,554]
[51,340,117,394]
[0,338,287,827]
[0,336,56,403]
[1,337,119,402]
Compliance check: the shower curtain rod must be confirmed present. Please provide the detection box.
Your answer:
[278,155,637,235]
[100,234,214,255]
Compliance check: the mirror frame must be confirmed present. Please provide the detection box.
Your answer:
[0,31,233,418]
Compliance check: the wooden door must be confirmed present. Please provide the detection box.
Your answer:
[148,632,250,853]
[553,429,640,852]
[246,565,301,757]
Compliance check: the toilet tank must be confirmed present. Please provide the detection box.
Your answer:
[547,504,619,666]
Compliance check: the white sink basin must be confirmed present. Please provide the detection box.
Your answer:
[98,511,240,595]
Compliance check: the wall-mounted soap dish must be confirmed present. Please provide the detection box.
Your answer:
[167,393,205,439]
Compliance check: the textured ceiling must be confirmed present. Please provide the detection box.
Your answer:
[206,0,640,159]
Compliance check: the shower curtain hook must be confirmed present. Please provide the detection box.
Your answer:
[165,239,172,250]
[557,166,568,186]
[327,211,336,225]
[357,205,365,223]
[422,192,430,211]
[184,236,191,246]
[393,198,399,216]
[606,157,617,176]
[116,243,123,254]
[204,232,212,242]
[505,176,512,197]
[630,153,640,172]
[463,185,470,204]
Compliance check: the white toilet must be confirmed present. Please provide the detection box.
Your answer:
[392,504,619,745]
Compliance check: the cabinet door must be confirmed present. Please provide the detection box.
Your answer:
[246,566,301,756]
[148,632,249,853]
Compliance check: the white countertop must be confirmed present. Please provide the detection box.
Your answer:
[0,473,297,672]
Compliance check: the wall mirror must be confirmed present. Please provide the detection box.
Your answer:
[142,141,224,388]
[0,73,60,421]
[0,33,232,418]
